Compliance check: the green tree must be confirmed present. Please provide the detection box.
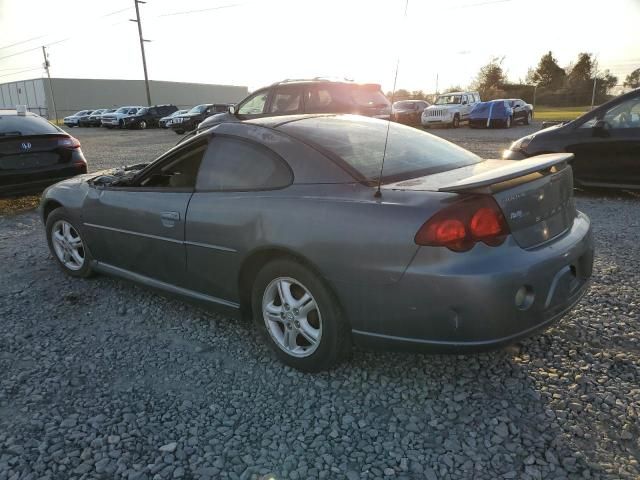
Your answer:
[624,68,640,88]
[472,58,506,98]
[530,51,566,88]
[567,53,595,89]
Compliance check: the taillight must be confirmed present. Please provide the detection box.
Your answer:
[58,137,81,149]
[415,196,509,251]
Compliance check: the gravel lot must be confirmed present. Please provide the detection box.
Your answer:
[1,123,639,480]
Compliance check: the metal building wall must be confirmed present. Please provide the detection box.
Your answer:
[0,78,48,116]
[47,78,248,119]
[0,78,248,121]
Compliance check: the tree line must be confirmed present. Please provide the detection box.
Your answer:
[388,52,639,107]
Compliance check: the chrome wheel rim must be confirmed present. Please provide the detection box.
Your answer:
[262,277,322,358]
[51,220,85,271]
[140,121,146,129]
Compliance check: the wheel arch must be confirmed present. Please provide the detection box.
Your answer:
[237,246,348,324]
[42,199,63,222]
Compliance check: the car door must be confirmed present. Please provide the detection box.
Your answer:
[566,95,640,185]
[461,95,472,119]
[184,135,293,302]
[81,140,207,284]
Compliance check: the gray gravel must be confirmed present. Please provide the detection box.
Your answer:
[1,125,639,479]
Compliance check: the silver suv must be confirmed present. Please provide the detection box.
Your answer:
[422,91,481,128]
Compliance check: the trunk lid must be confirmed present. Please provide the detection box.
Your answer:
[385,153,576,249]
[0,135,71,172]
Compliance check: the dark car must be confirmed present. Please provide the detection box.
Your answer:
[122,104,179,129]
[83,108,116,127]
[41,114,592,371]
[170,104,230,134]
[77,110,100,127]
[1,110,87,196]
[392,100,430,125]
[197,78,391,130]
[503,88,640,189]
[507,98,534,125]
[159,109,189,128]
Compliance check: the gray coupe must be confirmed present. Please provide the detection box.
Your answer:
[41,115,594,372]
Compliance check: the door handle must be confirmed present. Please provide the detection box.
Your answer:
[160,211,180,227]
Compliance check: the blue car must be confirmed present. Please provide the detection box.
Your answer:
[469,100,514,129]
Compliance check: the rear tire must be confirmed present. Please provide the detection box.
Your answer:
[46,208,94,278]
[251,258,350,372]
[175,130,184,135]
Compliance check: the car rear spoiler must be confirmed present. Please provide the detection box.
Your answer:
[438,153,573,193]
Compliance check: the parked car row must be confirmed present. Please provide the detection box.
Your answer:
[416,92,533,129]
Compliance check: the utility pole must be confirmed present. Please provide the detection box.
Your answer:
[591,76,597,110]
[435,73,439,95]
[41,46,58,124]
[131,0,151,106]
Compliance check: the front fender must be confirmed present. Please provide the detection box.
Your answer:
[40,176,92,223]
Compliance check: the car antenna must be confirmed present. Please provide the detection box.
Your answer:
[375,0,409,199]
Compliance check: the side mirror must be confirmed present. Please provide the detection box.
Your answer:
[593,119,609,137]
[228,105,236,115]
[462,101,467,105]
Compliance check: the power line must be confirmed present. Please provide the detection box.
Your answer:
[155,2,244,17]
[0,67,43,79]
[0,6,133,53]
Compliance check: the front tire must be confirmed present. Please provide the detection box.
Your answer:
[452,114,460,128]
[139,120,147,130]
[251,258,350,372]
[504,116,512,129]
[46,208,94,278]
[524,111,532,125]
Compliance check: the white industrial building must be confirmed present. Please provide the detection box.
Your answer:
[0,77,248,120]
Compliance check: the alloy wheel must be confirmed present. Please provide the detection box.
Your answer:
[139,120,147,129]
[262,277,322,358]
[51,220,85,271]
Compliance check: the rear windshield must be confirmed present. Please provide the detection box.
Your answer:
[279,115,481,183]
[0,114,62,136]
[330,85,390,108]
[393,101,416,110]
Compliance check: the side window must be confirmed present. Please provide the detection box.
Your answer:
[139,143,206,189]
[196,137,292,191]
[462,95,469,104]
[603,97,640,129]
[148,108,157,115]
[268,87,302,114]
[237,91,268,116]
[306,87,334,112]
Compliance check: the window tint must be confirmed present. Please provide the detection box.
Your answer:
[269,88,302,114]
[306,87,334,112]
[196,137,292,191]
[238,91,268,115]
[603,97,640,129]
[0,114,62,135]
[139,143,206,189]
[280,116,481,183]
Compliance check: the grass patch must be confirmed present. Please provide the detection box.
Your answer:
[0,195,40,216]
[534,106,591,122]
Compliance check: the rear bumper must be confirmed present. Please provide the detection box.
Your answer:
[346,212,594,351]
[0,164,87,196]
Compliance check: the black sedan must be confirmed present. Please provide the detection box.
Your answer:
[391,100,430,125]
[170,104,230,134]
[504,88,640,189]
[0,110,87,196]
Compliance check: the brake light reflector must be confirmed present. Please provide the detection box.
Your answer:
[58,137,81,149]
[415,196,509,251]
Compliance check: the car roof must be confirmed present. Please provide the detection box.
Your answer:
[0,109,37,116]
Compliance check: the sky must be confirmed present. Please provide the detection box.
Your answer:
[1,0,639,93]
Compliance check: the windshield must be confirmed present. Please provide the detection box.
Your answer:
[115,107,130,114]
[91,109,104,115]
[0,114,63,135]
[170,110,187,117]
[279,115,481,183]
[393,101,416,110]
[349,86,390,108]
[188,105,208,114]
[435,95,462,105]
[137,108,148,115]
